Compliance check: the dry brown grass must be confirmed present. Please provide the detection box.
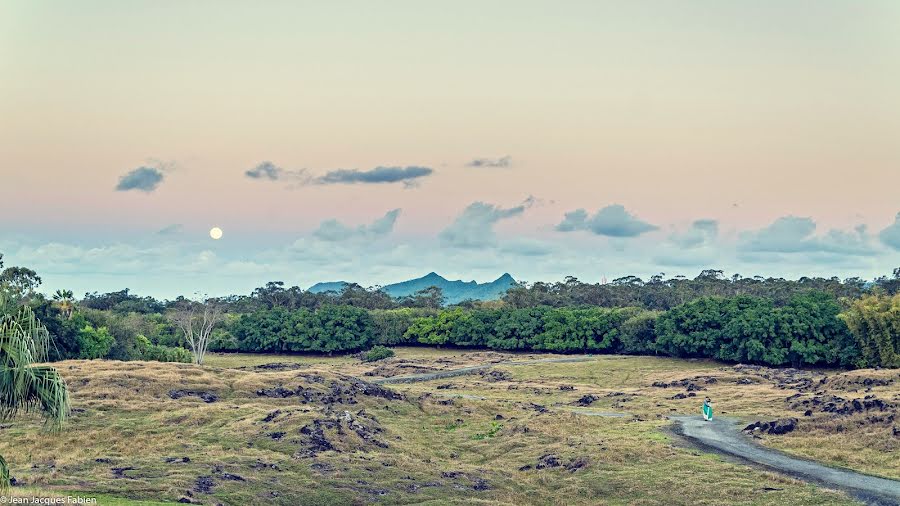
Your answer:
[1,352,885,505]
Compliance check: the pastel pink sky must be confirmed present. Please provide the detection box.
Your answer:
[1,1,898,297]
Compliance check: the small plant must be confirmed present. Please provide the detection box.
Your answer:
[363,345,395,362]
[472,421,503,440]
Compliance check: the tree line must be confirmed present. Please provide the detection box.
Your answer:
[1,252,898,368]
[217,290,898,368]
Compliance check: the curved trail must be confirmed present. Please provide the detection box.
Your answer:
[371,356,900,504]
[673,416,900,505]
[370,355,595,384]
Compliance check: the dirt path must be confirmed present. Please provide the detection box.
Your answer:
[370,356,596,384]
[673,416,900,506]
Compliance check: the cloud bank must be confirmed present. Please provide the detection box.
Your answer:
[315,166,433,186]
[880,213,900,251]
[245,163,433,188]
[467,156,512,168]
[313,209,401,242]
[556,205,658,237]
[116,167,164,192]
[440,201,526,248]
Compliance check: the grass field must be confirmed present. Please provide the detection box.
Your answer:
[3,348,897,505]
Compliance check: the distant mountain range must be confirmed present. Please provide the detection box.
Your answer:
[308,272,518,304]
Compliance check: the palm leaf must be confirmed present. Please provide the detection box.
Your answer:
[0,300,69,491]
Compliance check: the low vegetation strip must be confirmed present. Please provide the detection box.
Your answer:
[674,417,900,505]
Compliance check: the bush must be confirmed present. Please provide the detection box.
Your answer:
[372,308,435,345]
[619,310,661,355]
[840,292,900,368]
[363,345,395,362]
[656,292,855,367]
[77,325,115,359]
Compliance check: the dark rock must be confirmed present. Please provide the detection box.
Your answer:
[164,457,191,464]
[743,418,798,435]
[169,390,218,403]
[472,478,491,490]
[256,386,295,398]
[261,410,282,423]
[559,385,575,391]
[478,369,512,382]
[194,476,215,494]
[565,456,590,472]
[269,431,286,440]
[111,466,135,479]
[251,362,305,371]
[574,395,599,406]
[535,454,561,469]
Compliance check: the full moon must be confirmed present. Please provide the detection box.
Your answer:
[209,227,223,240]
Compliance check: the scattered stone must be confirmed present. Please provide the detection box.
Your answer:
[478,369,512,382]
[262,410,281,423]
[269,431,286,440]
[94,458,112,464]
[164,457,191,464]
[250,362,306,371]
[472,478,491,491]
[559,385,575,391]
[535,454,561,469]
[256,386,295,398]
[436,384,455,390]
[111,466,135,479]
[565,456,590,472]
[194,476,215,494]
[574,395,599,406]
[251,460,281,471]
[297,421,337,458]
[169,390,218,403]
[527,403,549,414]
[743,418,798,435]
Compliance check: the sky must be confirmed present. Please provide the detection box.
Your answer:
[1,1,899,299]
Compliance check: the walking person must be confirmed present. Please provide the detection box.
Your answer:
[702,397,713,421]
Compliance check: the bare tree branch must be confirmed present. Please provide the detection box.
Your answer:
[168,298,224,365]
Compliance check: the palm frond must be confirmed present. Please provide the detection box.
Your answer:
[0,454,8,494]
[0,297,70,491]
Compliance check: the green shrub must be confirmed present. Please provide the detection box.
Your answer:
[77,325,115,359]
[363,345,395,362]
